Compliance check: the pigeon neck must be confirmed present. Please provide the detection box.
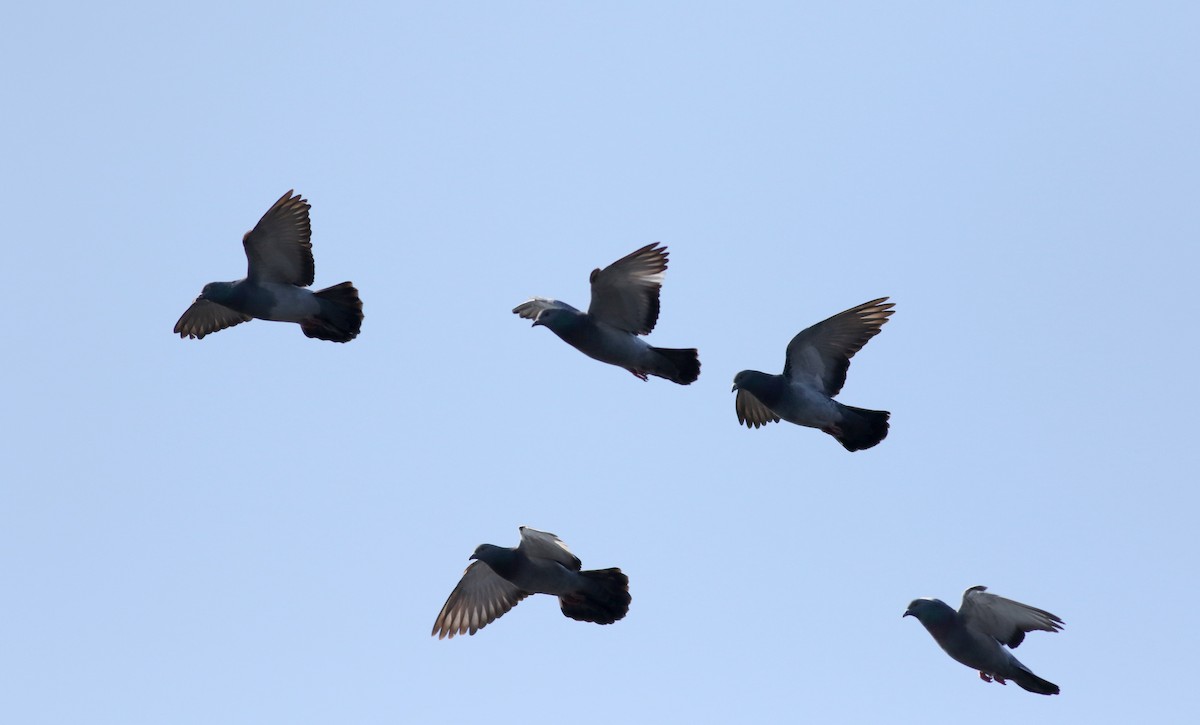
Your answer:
[475,546,520,580]
[740,371,785,405]
[916,601,959,632]
[541,312,588,343]
[201,280,245,306]
[922,615,958,637]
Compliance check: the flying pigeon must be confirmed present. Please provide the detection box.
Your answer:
[512,243,700,384]
[731,297,893,451]
[174,190,363,342]
[904,585,1065,695]
[432,526,631,639]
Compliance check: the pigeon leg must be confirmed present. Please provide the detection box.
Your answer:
[627,369,649,381]
[979,672,993,683]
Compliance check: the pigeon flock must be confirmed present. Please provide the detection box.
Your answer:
[176,190,1066,696]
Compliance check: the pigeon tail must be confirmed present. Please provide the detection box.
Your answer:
[1010,668,1060,696]
[302,281,363,342]
[559,568,631,625]
[648,347,701,385]
[831,405,890,451]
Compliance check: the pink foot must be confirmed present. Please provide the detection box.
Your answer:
[628,369,649,381]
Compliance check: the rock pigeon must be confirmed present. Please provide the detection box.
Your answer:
[512,243,700,384]
[174,190,363,342]
[904,585,1065,695]
[432,526,631,639]
[731,297,893,451]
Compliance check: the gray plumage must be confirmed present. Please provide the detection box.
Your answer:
[904,585,1065,695]
[512,243,700,384]
[731,297,893,451]
[174,190,363,342]
[432,526,631,639]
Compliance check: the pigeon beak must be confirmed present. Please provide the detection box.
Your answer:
[469,552,479,561]
[731,383,738,392]
[531,319,542,328]
[902,610,912,618]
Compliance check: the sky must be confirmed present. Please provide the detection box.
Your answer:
[2,2,1198,723]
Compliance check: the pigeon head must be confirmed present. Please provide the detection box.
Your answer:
[199,281,237,304]
[731,370,777,396]
[469,544,496,561]
[904,597,956,624]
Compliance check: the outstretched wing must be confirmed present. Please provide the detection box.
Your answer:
[959,585,1065,649]
[517,526,582,570]
[735,389,781,429]
[783,297,894,395]
[243,190,315,286]
[512,297,580,322]
[587,243,668,335]
[431,561,529,639]
[174,299,252,339]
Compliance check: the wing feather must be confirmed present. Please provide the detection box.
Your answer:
[959,585,1064,648]
[431,561,529,639]
[173,299,252,339]
[517,526,582,570]
[243,190,315,286]
[735,389,781,429]
[783,297,894,395]
[587,243,668,334]
[512,297,579,321]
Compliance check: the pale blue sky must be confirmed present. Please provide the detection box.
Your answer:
[3,2,1198,723]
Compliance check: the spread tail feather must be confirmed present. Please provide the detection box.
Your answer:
[302,282,363,343]
[559,568,631,625]
[648,347,701,385]
[1012,669,1060,695]
[831,405,890,451]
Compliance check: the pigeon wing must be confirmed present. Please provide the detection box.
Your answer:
[431,561,529,639]
[174,299,252,339]
[959,585,1064,649]
[517,526,582,570]
[783,297,894,395]
[735,389,781,428]
[587,243,668,335]
[512,297,580,321]
[242,190,315,286]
